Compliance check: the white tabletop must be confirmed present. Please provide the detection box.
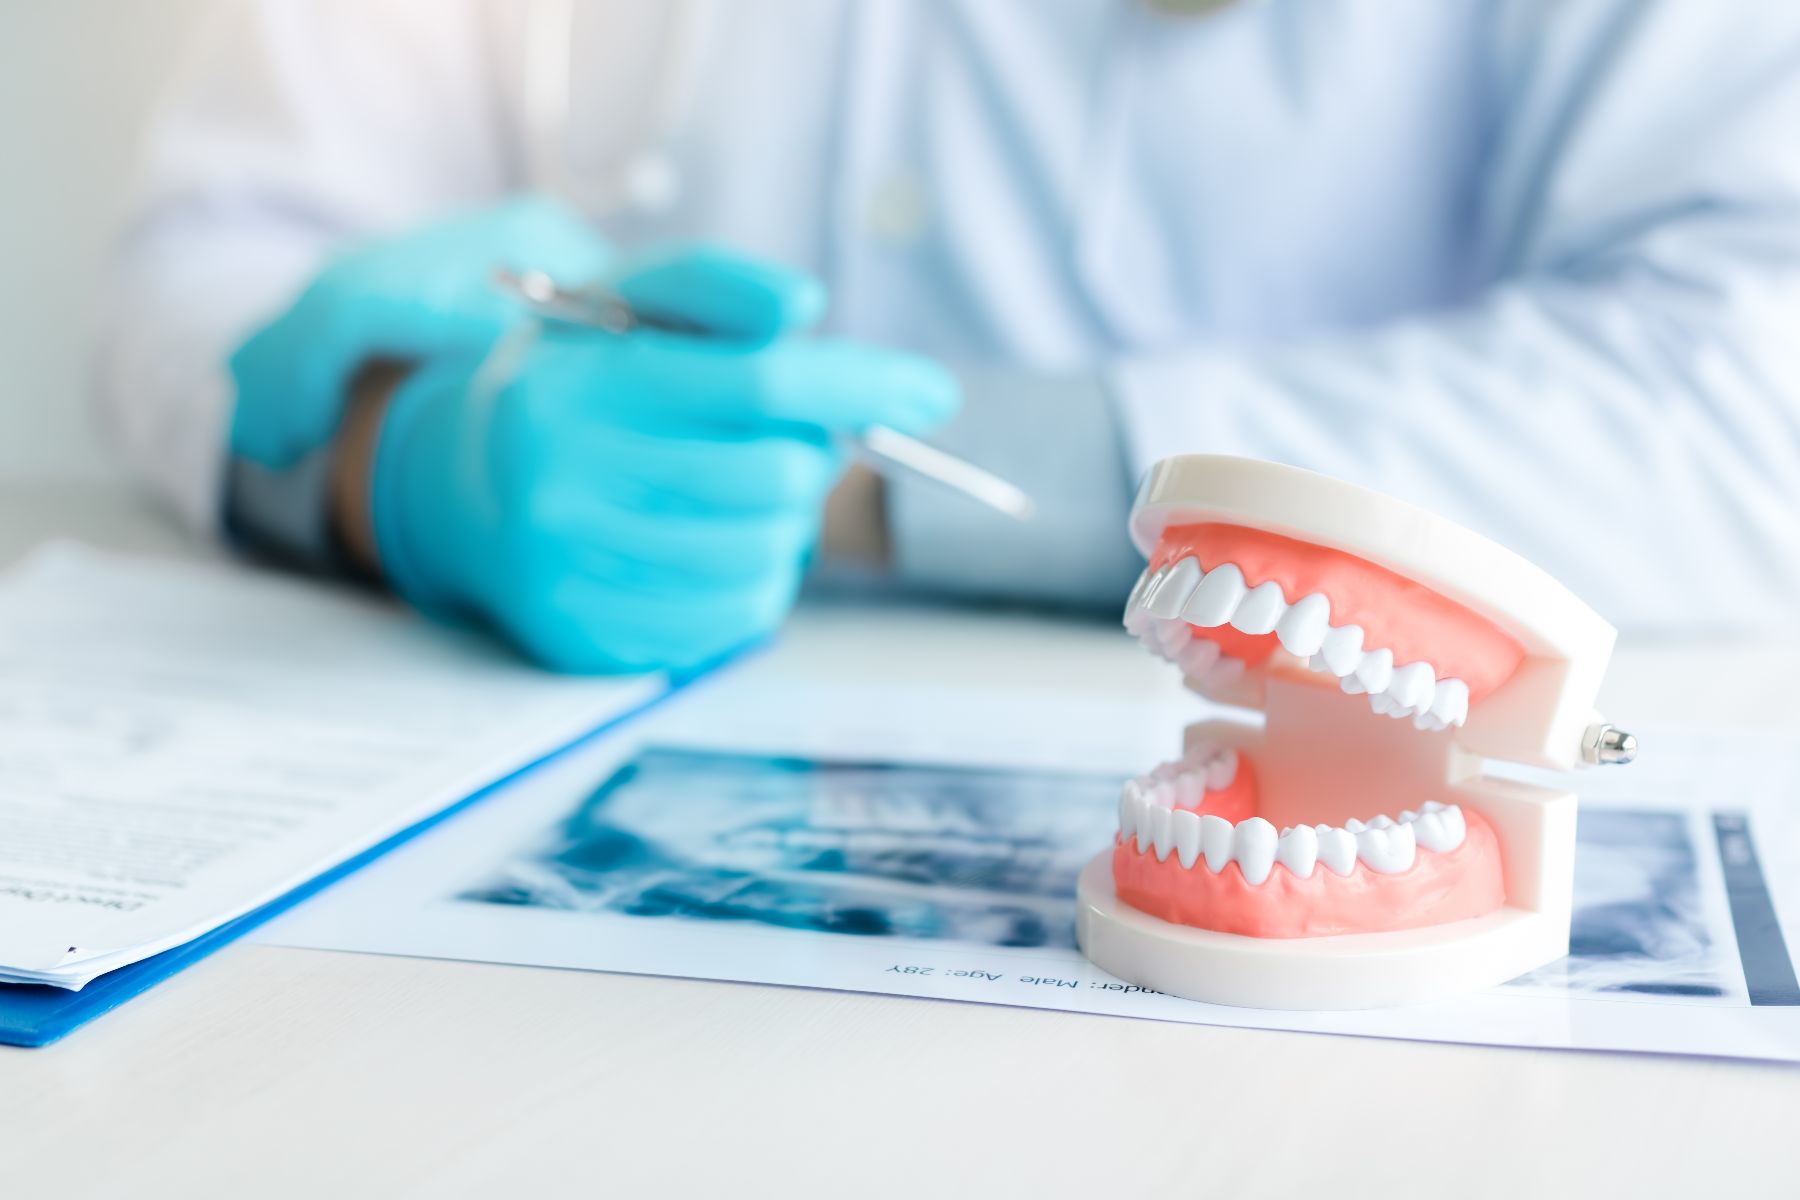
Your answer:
[1,485,1796,1199]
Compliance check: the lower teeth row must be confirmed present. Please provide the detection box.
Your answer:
[1117,793,1466,883]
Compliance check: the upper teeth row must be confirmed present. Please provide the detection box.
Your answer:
[1122,560,1470,730]
[1117,792,1466,882]
[1127,744,1240,809]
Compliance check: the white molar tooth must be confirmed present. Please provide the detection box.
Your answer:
[1355,822,1417,874]
[1320,624,1365,676]
[1150,804,1176,862]
[1412,711,1447,732]
[1172,808,1203,869]
[1276,593,1331,657]
[1232,817,1279,885]
[1429,678,1470,729]
[1354,647,1394,695]
[1172,772,1207,809]
[1229,580,1287,636]
[1199,814,1235,873]
[1182,740,1219,767]
[1202,655,1247,691]
[1205,748,1238,790]
[1315,826,1358,876]
[1441,804,1466,847]
[1388,662,1436,712]
[1180,562,1245,628]
[1367,814,1394,829]
[1412,804,1467,853]
[1146,558,1202,620]
[1176,636,1223,679]
[1399,809,1420,825]
[1276,824,1319,879]
[1339,675,1368,695]
[1367,691,1400,715]
[1307,652,1332,674]
[1343,817,1366,833]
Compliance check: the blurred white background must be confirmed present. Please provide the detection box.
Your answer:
[0,0,215,482]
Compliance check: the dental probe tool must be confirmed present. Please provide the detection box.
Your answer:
[492,267,1037,521]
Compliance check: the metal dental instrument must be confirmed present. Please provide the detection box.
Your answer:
[491,267,1037,521]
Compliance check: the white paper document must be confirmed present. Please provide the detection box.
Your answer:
[0,544,664,989]
[258,640,1800,1064]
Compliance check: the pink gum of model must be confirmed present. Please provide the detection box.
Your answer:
[1149,523,1525,701]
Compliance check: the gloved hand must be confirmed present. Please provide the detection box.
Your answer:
[230,197,623,471]
[373,273,956,672]
[229,196,959,673]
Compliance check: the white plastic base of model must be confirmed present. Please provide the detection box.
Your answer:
[1075,854,1571,1010]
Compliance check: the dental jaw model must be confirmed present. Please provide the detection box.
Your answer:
[1075,455,1636,1009]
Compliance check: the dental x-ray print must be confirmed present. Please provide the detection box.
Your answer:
[460,746,1767,1003]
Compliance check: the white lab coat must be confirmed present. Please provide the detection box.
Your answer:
[96,0,1800,631]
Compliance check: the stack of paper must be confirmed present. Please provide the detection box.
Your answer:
[0,543,664,990]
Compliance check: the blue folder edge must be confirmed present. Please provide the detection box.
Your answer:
[0,664,718,1049]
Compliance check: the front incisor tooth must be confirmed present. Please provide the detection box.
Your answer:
[1355,822,1417,874]
[1130,566,1171,625]
[1232,817,1278,885]
[1276,593,1331,656]
[1150,805,1176,861]
[1276,824,1319,879]
[1133,795,1157,854]
[1147,557,1202,620]
[1199,814,1234,873]
[1172,808,1203,868]
[1320,624,1364,676]
[1180,562,1245,628]
[1315,825,1358,876]
[1229,581,1287,635]
[1389,662,1435,711]
[1122,569,1153,628]
[1354,647,1394,694]
[1117,780,1144,839]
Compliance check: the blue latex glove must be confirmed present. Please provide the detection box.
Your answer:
[230,198,623,470]
[227,197,958,672]
[372,270,957,673]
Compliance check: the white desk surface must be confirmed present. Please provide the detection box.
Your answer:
[1,484,1796,1199]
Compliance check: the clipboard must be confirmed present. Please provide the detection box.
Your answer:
[0,670,706,1048]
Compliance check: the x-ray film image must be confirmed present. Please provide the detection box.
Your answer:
[462,747,1741,996]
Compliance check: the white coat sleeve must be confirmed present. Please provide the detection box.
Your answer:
[1109,0,1800,635]
[92,0,521,531]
